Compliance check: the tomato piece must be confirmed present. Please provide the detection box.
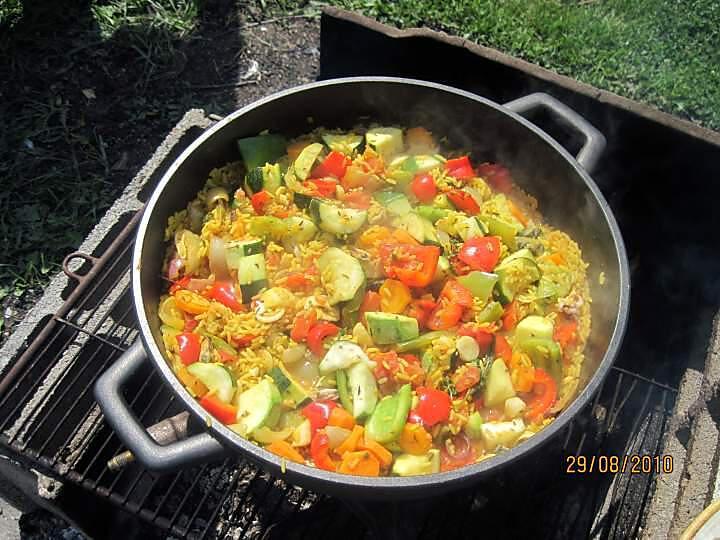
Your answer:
[307,322,340,356]
[446,189,480,214]
[426,300,463,330]
[290,310,317,342]
[218,349,236,363]
[285,272,312,290]
[200,395,237,424]
[457,323,494,351]
[452,365,481,393]
[207,280,244,312]
[411,173,437,202]
[476,163,513,193]
[554,316,579,349]
[183,317,199,332]
[378,243,440,288]
[440,280,473,308]
[305,178,338,198]
[250,190,271,214]
[458,236,501,272]
[445,156,475,179]
[413,387,452,426]
[502,300,519,331]
[525,368,558,422]
[440,433,477,471]
[311,150,349,179]
[176,332,201,365]
[379,279,412,314]
[310,431,337,471]
[494,335,512,364]
[405,298,438,329]
[302,400,338,434]
[341,190,372,209]
[359,291,381,325]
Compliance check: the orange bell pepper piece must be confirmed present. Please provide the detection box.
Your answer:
[338,450,380,476]
[358,437,393,468]
[398,423,432,455]
[335,425,364,456]
[267,440,305,464]
[328,407,355,430]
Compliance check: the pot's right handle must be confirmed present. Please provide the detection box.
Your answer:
[503,93,606,174]
[94,340,226,472]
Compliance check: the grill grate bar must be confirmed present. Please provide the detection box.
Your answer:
[198,461,246,540]
[0,237,133,434]
[180,457,233,538]
[28,301,135,456]
[167,463,212,531]
[52,316,130,352]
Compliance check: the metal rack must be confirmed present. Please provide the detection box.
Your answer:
[0,206,676,539]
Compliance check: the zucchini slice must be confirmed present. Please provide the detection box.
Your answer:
[186,362,235,403]
[294,142,324,180]
[317,247,365,305]
[235,379,282,435]
[311,199,367,235]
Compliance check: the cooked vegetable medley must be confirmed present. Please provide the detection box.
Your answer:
[160,125,591,476]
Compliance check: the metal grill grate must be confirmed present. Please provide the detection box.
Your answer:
[0,209,676,539]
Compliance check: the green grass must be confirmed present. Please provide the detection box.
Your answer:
[325,0,720,130]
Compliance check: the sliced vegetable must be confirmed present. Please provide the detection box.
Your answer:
[413,387,451,427]
[458,236,501,272]
[411,173,437,203]
[302,400,338,434]
[310,431,337,471]
[399,423,432,455]
[200,395,237,424]
[311,199,368,235]
[159,297,185,330]
[311,150,350,179]
[234,379,282,435]
[307,322,340,357]
[187,362,235,403]
[396,330,450,353]
[328,407,355,430]
[365,384,412,443]
[516,315,554,344]
[483,215,522,249]
[456,271,498,303]
[291,310,317,343]
[483,358,516,407]
[206,280,244,312]
[447,189,480,214]
[294,142,324,180]
[236,253,268,300]
[322,133,364,155]
[237,133,287,171]
[456,336,480,363]
[245,163,282,195]
[336,424,365,455]
[365,127,403,160]
[266,440,305,463]
[445,156,474,179]
[478,418,525,451]
[476,301,504,324]
[174,290,211,315]
[319,340,371,373]
[379,279,412,314]
[378,243,441,288]
[317,247,365,305]
[336,369,353,412]
[346,361,379,420]
[416,205,450,223]
[465,411,484,440]
[365,312,419,345]
[338,450,380,476]
[391,450,441,476]
[176,332,201,365]
[269,364,312,407]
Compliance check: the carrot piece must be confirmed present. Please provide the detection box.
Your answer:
[358,437,394,468]
[328,407,355,430]
[359,225,391,248]
[338,450,380,476]
[398,423,432,455]
[508,199,529,227]
[267,440,305,464]
[502,300,519,331]
[335,425,364,455]
[548,252,565,266]
[554,317,578,349]
[392,228,420,245]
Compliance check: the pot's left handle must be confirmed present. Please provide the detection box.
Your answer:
[94,340,226,472]
[504,92,606,174]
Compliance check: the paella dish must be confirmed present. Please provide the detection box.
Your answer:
[158,125,591,477]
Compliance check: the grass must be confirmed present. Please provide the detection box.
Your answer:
[322,0,720,130]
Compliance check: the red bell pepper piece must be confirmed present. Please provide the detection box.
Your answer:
[183,317,199,332]
[231,334,256,348]
[290,310,317,343]
[446,189,480,214]
[525,368,557,422]
[413,387,452,427]
[426,300,463,330]
[405,298,438,329]
[307,322,340,356]
[310,431,337,471]
[251,190,271,214]
[311,150,350,179]
[169,275,191,294]
[378,243,440,288]
[445,156,475,179]
[341,190,372,209]
[200,395,237,424]
[458,236,501,272]
[218,349,236,363]
[476,163,513,193]
[302,400,338,434]
[494,335,512,364]
[440,280,473,308]
[207,280,244,312]
[176,332,201,365]
[502,300,519,331]
[305,178,338,197]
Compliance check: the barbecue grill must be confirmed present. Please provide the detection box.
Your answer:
[1,8,719,539]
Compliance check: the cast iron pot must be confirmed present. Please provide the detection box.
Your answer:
[94,77,630,499]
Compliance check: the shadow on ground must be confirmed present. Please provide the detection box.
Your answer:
[0,0,320,343]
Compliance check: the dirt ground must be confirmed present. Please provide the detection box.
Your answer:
[0,1,320,346]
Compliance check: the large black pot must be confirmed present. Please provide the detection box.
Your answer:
[94,78,629,499]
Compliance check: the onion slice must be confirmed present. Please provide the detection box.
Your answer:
[209,236,231,281]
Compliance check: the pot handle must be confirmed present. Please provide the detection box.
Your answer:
[94,340,226,472]
[503,93,606,174]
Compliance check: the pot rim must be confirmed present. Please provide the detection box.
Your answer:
[133,76,630,491]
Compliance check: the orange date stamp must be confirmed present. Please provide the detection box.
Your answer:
[565,454,673,474]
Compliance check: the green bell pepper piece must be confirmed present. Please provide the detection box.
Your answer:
[482,215,522,249]
[475,301,504,324]
[396,331,451,353]
[457,271,499,303]
[237,134,287,171]
[416,205,451,223]
[518,337,562,383]
[336,369,354,413]
[365,384,412,443]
